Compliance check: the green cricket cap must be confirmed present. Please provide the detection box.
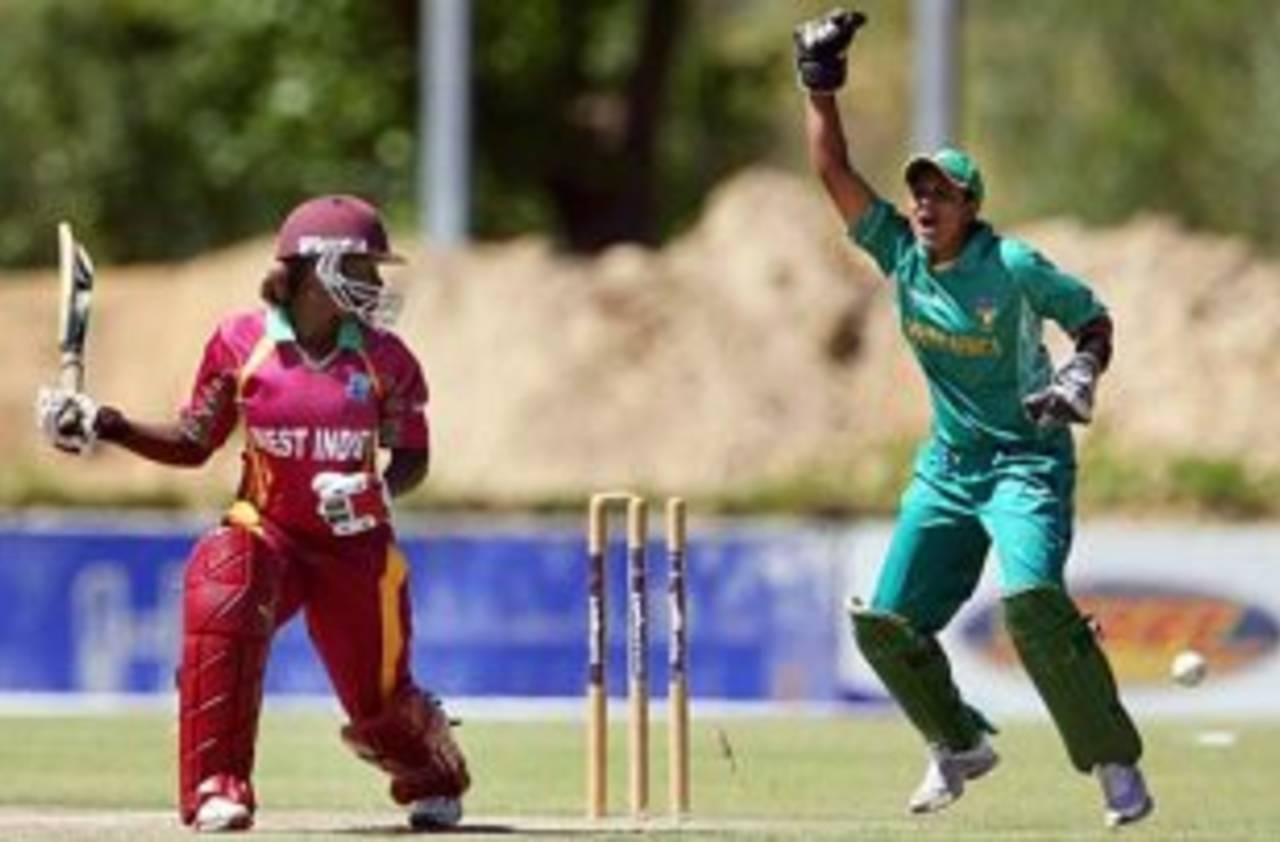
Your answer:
[904,147,984,204]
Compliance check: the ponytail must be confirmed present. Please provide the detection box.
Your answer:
[259,258,311,305]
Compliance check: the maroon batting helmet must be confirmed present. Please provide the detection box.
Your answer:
[274,194,402,262]
[274,195,404,326]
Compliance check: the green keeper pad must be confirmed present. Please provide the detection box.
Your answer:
[850,606,994,750]
[1002,587,1143,772]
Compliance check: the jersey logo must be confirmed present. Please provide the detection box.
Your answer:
[904,318,1001,358]
[346,372,374,403]
[297,235,368,255]
[973,296,998,331]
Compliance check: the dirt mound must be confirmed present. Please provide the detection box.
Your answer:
[3,168,1277,507]
[1020,215,1280,467]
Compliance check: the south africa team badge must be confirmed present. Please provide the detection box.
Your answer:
[974,296,998,331]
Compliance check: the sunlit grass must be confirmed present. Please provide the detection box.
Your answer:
[1,710,1277,839]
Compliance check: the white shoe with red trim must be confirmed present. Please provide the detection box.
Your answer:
[193,774,254,833]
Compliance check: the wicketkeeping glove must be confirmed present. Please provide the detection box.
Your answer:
[312,471,392,537]
[1022,352,1101,428]
[34,386,100,455]
[793,8,867,94]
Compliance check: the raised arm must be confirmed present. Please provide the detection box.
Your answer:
[804,93,875,226]
[795,9,876,226]
[96,408,214,466]
[35,389,214,466]
[36,325,239,466]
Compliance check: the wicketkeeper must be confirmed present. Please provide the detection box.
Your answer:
[793,9,1152,827]
[35,195,470,832]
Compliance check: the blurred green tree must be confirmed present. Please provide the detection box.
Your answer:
[5,1,1278,266]
[969,0,1280,249]
[0,0,416,265]
[0,0,782,266]
[471,0,782,250]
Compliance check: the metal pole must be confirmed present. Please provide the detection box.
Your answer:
[913,0,963,153]
[420,0,471,246]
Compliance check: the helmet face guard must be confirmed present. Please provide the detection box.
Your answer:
[313,248,402,328]
[274,195,405,328]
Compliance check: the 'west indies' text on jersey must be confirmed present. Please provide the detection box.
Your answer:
[179,307,428,538]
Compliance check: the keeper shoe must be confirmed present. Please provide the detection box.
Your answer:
[408,795,463,830]
[1096,763,1154,828]
[907,735,1000,815]
[192,774,254,832]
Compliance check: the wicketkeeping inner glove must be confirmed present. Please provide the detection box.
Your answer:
[34,386,100,455]
[312,471,392,537]
[1022,352,1100,428]
[793,8,868,94]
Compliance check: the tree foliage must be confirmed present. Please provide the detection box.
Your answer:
[471,0,782,250]
[0,0,780,266]
[2,0,1278,267]
[969,0,1280,249]
[0,0,417,265]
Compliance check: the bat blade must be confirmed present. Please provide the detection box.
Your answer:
[57,221,96,393]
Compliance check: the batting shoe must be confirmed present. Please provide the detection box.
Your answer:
[1096,763,1154,828]
[192,774,255,832]
[907,735,1000,815]
[408,796,463,831]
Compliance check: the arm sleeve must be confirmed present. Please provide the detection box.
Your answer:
[847,198,914,279]
[178,328,241,451]
[1004,239,1107,333]
[375,337,430,451]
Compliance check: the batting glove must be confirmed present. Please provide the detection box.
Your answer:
[312,471,392,537]
[1023,352,1100,428]
[34,386,100,455]
[794,8,867,94]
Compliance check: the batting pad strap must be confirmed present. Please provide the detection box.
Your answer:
[1002,587,1143,772]
[850,607,992,750]
[341,686,471,802]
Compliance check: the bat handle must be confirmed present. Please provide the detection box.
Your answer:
[58,355,84,393]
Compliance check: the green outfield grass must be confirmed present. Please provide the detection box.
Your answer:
[1,710,1277,840]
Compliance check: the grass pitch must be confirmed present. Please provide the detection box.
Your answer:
[1,708,1277,840]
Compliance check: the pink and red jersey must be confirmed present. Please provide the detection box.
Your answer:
[179,307,428,538]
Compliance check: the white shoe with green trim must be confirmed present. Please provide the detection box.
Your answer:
[1096,763,1154,827]
[907,735,999,815]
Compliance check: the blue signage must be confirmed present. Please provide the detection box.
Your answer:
[0,516,846,701]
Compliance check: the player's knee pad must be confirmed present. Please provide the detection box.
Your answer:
[341,685,471,803]
[849,603,993,750]
[1002,587,1142,772]
[177,526,280,824]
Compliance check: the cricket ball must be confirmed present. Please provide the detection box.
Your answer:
[1170,649,1208,687]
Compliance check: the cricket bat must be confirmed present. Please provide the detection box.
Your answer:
[55,221,96,432]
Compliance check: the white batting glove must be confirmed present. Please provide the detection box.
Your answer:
[34,386,100,455]
[311,471,392,536]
